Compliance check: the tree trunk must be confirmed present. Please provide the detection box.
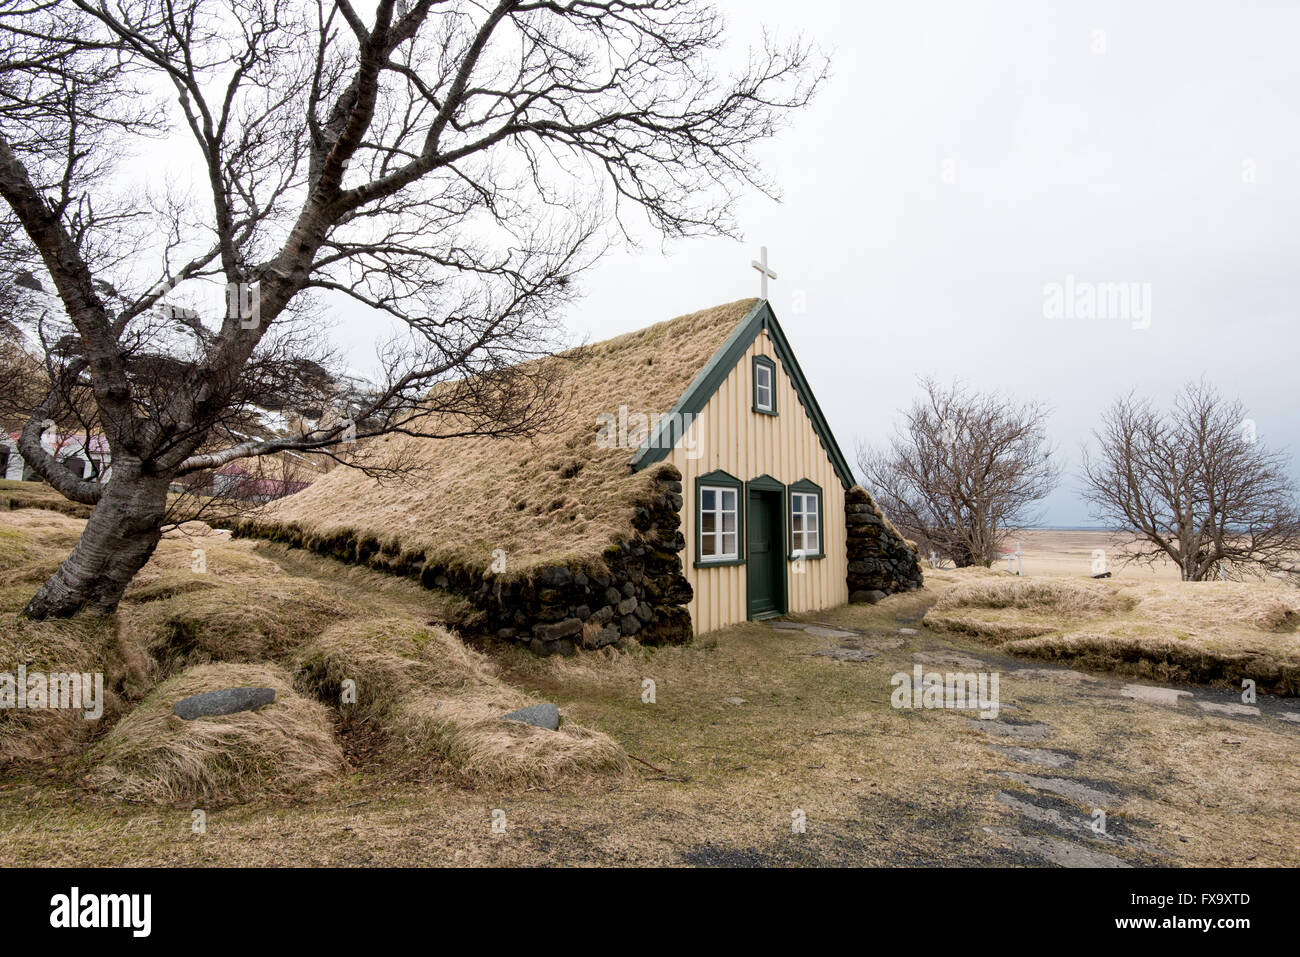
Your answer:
[23,465,170,619]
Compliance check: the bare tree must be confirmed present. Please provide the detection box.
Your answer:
[1081,381,1300,582]
[858,378,1061,567]
[0,0,823,618]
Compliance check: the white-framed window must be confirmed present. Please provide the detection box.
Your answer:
[699,485,739,561]
[754,358,775,413]
[791,491,820,557]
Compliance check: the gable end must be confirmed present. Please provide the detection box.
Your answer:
[630,301,854,488]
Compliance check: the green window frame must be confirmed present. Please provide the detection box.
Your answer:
[694,469,745,568]
[752,355,777,416]
[788,479,825,560]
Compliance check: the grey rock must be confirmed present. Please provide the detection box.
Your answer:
[969,718,1053,740]
[1196,701,1260,717]
[620,613,642,635]
[501,702,560,730]
[533,617,582,641]
[585,624,621,649]
[983,826,1131,868]
[173,687,275,720]
[810,647,878,662]
[537,566,572,587]
[1120,684,1193,707]
[616,596,638,615]
[635,602,653,623]
[803,625,858,639]
[990,745,1075,768]
[999,771,1118,807]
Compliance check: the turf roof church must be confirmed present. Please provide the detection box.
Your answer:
[251,294,922,652]
[627,298,861,632]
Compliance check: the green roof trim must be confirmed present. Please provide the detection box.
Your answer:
[630,300,855,489]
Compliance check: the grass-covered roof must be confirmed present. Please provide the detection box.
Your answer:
[257,298,760,578]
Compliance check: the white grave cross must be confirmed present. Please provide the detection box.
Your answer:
[1005,540,1023,576]
[751,246,777,299]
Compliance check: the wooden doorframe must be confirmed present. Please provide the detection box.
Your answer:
[745,474,787,619]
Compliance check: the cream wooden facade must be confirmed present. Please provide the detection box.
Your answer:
[667,329,849,634]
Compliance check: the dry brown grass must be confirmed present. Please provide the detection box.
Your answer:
[3,518,1300,866]
[0,613,138,762]
[0,479,94,519]
[931,577,1135,616]
[256,299,758,579]
[923,571,1300,692]
[294,618,629,785]
[87,663,343,805]
[0,507,627,794]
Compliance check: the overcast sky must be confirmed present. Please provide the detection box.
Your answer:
[336,0,1300,527]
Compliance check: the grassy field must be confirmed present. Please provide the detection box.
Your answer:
[919,559,1300,693]
[1,505,1298,866]
[999,529,1185,581]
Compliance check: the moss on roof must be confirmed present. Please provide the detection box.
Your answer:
[258,299,760,579]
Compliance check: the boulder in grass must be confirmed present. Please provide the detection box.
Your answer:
[173,687,276,720]
[501,702,560,731]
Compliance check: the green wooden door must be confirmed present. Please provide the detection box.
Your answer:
[747,489,783,618]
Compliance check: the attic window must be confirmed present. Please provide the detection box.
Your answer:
[753,355,777,415]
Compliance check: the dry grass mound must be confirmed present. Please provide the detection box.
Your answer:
[88,663,343,805]
[255,299,758,579]
[1255,599,1300,633]
[0,612,146,763]
[930,577,1134,617]
[1003,631,1300,693]
[0,508,84,595]
[127,584,347,678]
[925,578,1135,641]
[113,534,352,677]
[295,618,629,785]
[923,569,1300,693]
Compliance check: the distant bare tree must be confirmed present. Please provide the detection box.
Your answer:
[858,378,1061,567]
[1081,381,1300,582]
[0,0,823,618]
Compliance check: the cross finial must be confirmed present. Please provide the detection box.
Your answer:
[751,246,777,300]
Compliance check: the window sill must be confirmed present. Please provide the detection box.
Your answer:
[694,558,747,568]
[751,405,778,417]
[789,552,826,561]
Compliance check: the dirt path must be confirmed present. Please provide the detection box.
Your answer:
[757,609,1300,868]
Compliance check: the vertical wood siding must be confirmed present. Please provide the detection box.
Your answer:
[668,331,848,634]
